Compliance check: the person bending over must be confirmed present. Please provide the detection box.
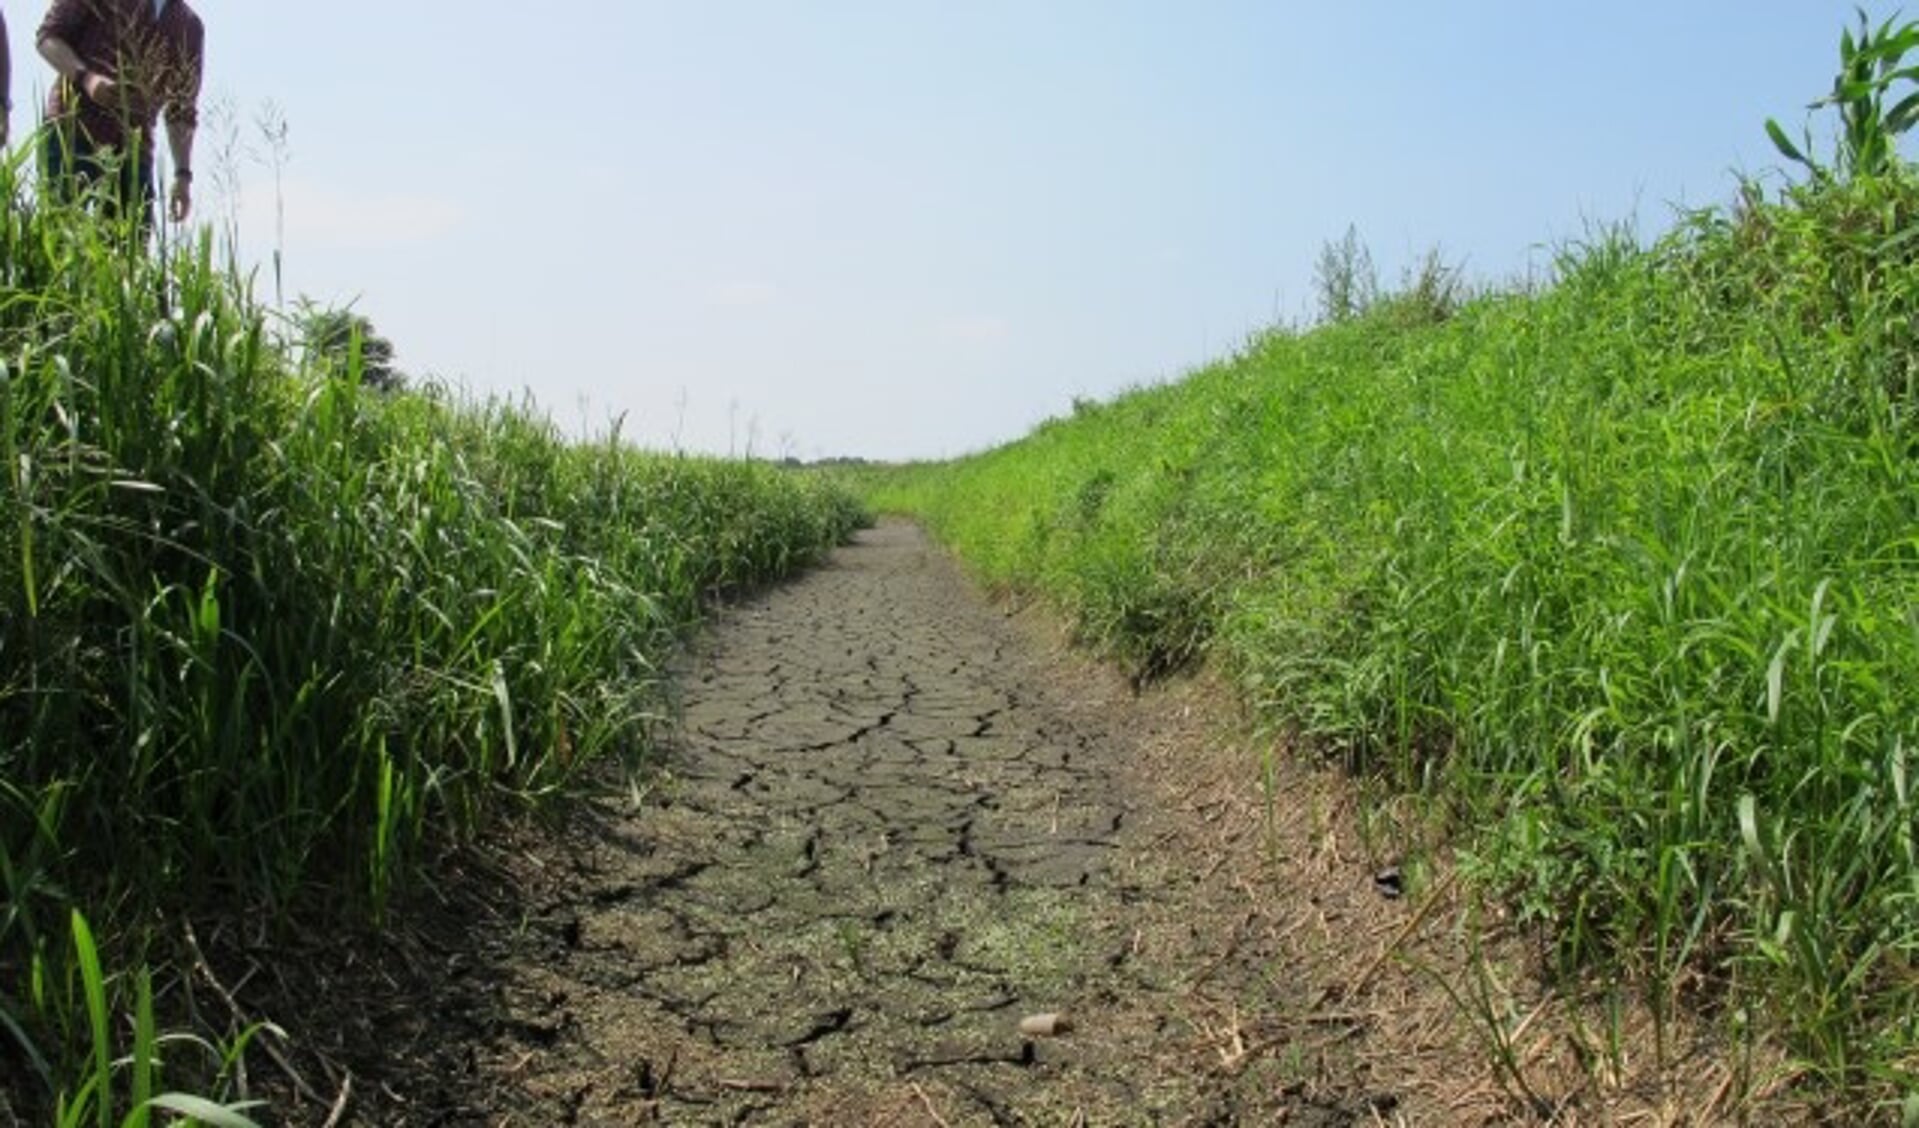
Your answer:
[38,0,204,226]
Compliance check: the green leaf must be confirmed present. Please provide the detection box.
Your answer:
[491,660,518,770]
[58,1073,106,1128]
[1871,24,1919,68]
[1739,794,1778,894]
[125,971,154,1128]
[1809,578,1836,657]
[138,1094,266,1128]
[196,571,221,647]
[72,911,111,1128]
[1765,119,1813,167]
[1766,634,1796,726]
[1885,90,1919,134]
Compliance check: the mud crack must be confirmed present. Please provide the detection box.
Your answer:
[427,521,1392,1125]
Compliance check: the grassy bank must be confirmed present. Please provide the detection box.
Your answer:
[859,168,1919,1103]
[0,153,862,1120]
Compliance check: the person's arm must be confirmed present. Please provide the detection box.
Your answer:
[37,0,111,105]
[36,35,105,99]
[165,117,195,219]
[164,18,203,222]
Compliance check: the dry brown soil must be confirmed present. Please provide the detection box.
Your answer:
[472,519,1399,1124]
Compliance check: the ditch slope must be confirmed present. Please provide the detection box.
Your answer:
[326,519,1419,1125]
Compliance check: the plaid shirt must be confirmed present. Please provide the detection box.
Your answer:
[40,0,204,147]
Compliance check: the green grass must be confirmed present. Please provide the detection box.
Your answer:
[856,169,1919,1109]
[0,148,863,1117]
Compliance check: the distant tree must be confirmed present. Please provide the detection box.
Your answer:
[1313,224,1377,324]
[294,298,403,391]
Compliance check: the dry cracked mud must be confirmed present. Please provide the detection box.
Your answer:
[464,520,1397,1125]
[273,519,1455,1126]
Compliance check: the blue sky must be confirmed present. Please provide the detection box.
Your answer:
[2,3,1899,458]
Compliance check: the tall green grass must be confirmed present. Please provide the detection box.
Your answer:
[0,148,862,1115]
[859,167,1919,1104]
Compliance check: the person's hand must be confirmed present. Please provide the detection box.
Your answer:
[77,71,116,105]
[169,173,192,223]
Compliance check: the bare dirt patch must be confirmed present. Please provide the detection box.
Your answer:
[466,519,1403,1124]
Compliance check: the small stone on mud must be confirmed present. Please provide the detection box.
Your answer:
[1018,1012,1074,1037]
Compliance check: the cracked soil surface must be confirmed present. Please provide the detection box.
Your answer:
[316,519,1421,1125]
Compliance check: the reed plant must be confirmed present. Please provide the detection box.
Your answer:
[0,148,861,1115]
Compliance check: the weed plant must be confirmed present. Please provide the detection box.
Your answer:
[859,160,1919,1111]
[0,150,862,1117]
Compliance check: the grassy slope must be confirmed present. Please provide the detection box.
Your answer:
[0,157,863,1118]
[861,176,1919,1099]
